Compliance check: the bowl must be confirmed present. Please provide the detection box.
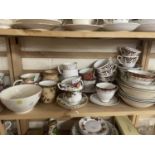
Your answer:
[118,81,155,100]
[0,84,42,114]
[119,90,154,108]
[127,70,155,85]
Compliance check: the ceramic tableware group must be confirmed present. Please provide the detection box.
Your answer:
[94,58,117,82]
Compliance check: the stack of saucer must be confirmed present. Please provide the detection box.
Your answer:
[71,117,118,135]
[90,82,119,106]
[93,59,117,82]
[57,76,88,109]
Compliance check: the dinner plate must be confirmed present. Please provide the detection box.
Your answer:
[90,93,119,106]
[103,23,140,31]
[136,23,155,32]
[12,19,62,30]
[62,24,102,31]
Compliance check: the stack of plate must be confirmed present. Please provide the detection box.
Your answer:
[118,75,155,108]
[12,19,62,31]
[71,117,118,135]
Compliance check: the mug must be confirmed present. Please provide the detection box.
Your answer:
[13,73,40,85]
[79,68,95,80]
[39,80,57,104]
[58,62,77,74]
[62,69,79,79]
[117,55,139,68]
[72,19,97,25]
[64,91,82,105]
[42,69,59,82]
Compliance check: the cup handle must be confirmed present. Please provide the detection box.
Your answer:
[57,83,64,91]
[4,121,12,131]
[117,55,123,65]
[57,66,62,74]
[113,64,117,72]
[13,79,23,86]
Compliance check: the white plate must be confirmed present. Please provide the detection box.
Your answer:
[12,19,61,30]
[62,24,102,31]
[79,117,110,135]
[136,23,155,32]
[71,121,118,135]
[103,23,140,31]
[56,93,88,110]
[90,94,119,106]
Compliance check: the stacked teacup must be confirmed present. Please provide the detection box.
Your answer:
[58,62,78,79]
[93,58,117,82]
[79,68,96,93]
[117,47,141,68]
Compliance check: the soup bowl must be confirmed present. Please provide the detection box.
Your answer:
[0,84,42,114]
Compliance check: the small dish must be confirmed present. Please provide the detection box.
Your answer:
[90,93,119,106]
[103,23,140,31]
[56,93,88,110]
[62,24,102,31]
[78,117,110,135]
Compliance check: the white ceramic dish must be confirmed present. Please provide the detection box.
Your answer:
[119,90,155,108]
[103,23,140,31]
[71,121,118,135]
[90,93,119,106]
[136,23,155,32]
[127,70,155,85]
[78,117,110,135]
[56,93,88,110]
[0,19,14,29]
[62,24,102,31]
[0,84,42,114]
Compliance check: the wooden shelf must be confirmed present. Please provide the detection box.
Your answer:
[1,29,155,38]
[1,101,155,120]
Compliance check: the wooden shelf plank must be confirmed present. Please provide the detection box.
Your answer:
[1,101,155,120]
[0,29,155,38]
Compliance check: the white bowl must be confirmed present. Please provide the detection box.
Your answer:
[0,84,42,114]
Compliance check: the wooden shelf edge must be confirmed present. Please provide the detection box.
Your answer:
[0,29,155,38]
[1,101,155,120]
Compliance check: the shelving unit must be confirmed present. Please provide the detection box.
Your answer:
[0,29,154,134]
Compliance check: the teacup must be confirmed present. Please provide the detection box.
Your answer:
[61,69,79,79]
[97,66,116,77]
[112,19,129,23]
[72,19,96,25]
[58,76,83,91]
[13,73,40,85]
[39,80,57,104]
[64,91,82,105]
[79,68,95,80]
[119,47,141,56]
[117,55,139,68]
[96,82,118,102]
[58,62,77,73]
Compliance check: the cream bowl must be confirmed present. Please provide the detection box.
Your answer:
[0,84,42,114]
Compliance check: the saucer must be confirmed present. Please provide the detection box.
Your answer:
[56,93,88,110]
[103,23,140,31]
[90,94,119,106]
[71,121,118,135]
[62,24,102,31]
[78,117,110,135]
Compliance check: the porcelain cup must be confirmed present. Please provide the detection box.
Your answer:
[39,80,57,104]
[64,91,82,105]
[79,68,95,80]
[13,73,40,85]
[58,62,77,74]
[42,69,59,82]
[117,55,139,68]
[96,82,118,102]
[119,47,141,56]
[112,19,129,23]
[72,19,96,25]
[62,69,79,79]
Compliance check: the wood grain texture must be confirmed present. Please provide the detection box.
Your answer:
[1,102,155,120]
[0,29,155,38]
[115,116,139,135]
